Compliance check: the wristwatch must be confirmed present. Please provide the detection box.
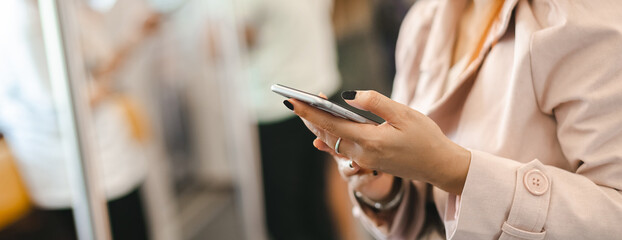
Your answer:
[355,177,405,211]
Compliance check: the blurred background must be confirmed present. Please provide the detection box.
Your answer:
[0,0,415,239]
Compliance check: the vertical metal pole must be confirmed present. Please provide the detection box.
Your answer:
[209,1,268,239]
[38,0,111,239]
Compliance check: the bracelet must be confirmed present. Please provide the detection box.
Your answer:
[355,177,405,211]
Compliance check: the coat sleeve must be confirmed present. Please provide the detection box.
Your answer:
[447,2,622,239]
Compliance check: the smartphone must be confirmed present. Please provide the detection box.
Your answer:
[271,84,383,125]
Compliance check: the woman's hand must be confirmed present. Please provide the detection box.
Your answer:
[301,93,394,201]
[286,90,471,195]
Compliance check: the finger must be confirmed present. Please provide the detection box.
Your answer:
[338,158,361,177]
[348,171,384,191]
[318,92,328,99]
[341,90,407,125]
[313,137,337,154]
[316,139,361,176]
[288,99,370,143]
[313,138,377,175]
[313,138,355,162]
[304,120,357,158]
[315,139,379,181]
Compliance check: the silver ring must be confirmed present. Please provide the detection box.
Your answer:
[335,137,342,155]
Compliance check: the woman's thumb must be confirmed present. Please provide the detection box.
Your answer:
[341,90,403,124]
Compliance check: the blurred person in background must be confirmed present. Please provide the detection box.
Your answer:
[0,0,160,239]
[238,0,342,239]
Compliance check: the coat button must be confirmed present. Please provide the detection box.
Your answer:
[523,169,549,196]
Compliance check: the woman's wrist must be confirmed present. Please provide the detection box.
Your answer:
[355,177,405,211]
[355,173,394,201]
[436,143,471,195]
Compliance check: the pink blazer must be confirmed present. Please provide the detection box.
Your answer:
[350,0,622,239]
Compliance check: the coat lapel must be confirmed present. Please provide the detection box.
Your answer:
[411,0,463,113]
[420,0,520,132]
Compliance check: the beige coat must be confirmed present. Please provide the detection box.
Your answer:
[351,0,622,239]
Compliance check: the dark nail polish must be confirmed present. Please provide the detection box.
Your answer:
[373,170,378,176]
[283,100,294,110]
[341,91,357,100]
[348,161,354,168]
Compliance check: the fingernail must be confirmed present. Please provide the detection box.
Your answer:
[341,91,357,100]
[283,100,294,110]
[373,170,378,176]
[348,160,354,168]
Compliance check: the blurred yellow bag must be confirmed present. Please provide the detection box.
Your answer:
[0,138,31,230]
